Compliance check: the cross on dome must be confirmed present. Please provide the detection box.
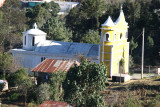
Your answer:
[121,4,123,11]
[33,23,37,29]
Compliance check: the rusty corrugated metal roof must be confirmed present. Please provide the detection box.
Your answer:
[31,59,80,73]
[37,100,72,107]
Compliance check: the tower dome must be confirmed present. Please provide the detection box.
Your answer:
[23,23,46,50]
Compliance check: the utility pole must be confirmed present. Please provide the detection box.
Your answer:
[102,33,104,62]
[141,28,145,79]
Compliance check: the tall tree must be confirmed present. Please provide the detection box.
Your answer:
[26,1,60,28]
[63,60,107,106]
[81,30,100,44]
[0,0,26,52]
[44,18,72,42]
[0,53,12,79]
[66,0,106,42]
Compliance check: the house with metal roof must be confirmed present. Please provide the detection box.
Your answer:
[31,59,80,83]
[10,23,99,74]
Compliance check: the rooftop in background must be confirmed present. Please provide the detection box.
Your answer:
[20,0,79,14]
[31,59,80,73]
[37,100,72,107]
[0,0,5,7]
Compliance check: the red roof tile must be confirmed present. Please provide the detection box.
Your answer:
[37,100,72,107]
[31,59,80,73]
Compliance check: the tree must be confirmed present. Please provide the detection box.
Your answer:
[0,53,12,79]
[81,30,100,44]
[130,37,138,55]
[7,68,28,87]
[66,0,106,42]
[26,1,60,28]
[63,60,107,106]
[0,0,26,52]
[44,18,72,42]
[18,78,34,105]
[36,83,51,103]
[49,71,66,101]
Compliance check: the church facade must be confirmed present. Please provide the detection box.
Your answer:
[100,7,129,77]
[11,8,129,77]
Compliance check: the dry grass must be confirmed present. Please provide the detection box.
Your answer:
[103,76,160,107]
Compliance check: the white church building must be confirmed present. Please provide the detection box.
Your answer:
[10,23,99,73]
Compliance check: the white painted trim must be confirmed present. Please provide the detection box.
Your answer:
[110,46,113,77]
[100,28,115,30]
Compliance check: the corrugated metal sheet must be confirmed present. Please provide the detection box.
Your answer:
[31,59,80,73]
[34,40,99,58]
[38,100,72,107]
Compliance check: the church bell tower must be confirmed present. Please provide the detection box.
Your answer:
[100,7,129,77]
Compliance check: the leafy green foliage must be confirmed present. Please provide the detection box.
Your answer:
[49,71,66,101]
[18,78,34,105]
[0,0,26,52]
[66,0,106,42]
[81,30,100,44]
[7,68,28,87]
[130,37,138,55]
[0,53,12,79]
[44,18,72,42]
[36,83,51,103]
[26,1,60,28]
[63,60,107,106]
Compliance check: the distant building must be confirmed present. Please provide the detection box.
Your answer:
[0,0,5,7]
[20,0,79,15]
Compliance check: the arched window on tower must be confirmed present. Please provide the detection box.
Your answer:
[106,34,109,41]
[104,33,109,41]
[120,33,123,39]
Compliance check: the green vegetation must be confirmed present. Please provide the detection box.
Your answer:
[63,60,107,106]
[1,0,160,106]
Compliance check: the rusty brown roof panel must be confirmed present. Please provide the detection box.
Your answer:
[31,59,80,73]
[37,100,71,107]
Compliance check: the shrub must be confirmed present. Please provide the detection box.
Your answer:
[36,83,51,103]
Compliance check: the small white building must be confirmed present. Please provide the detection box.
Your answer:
[10,23,99,74]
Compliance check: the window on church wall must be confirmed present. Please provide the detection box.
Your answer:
[24,36,26,45]
[32,36,35,46]
[120,33,123,39]
[41,57,46,62]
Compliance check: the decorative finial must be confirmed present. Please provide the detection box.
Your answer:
[33,23,37,29]
[121,4,123,11]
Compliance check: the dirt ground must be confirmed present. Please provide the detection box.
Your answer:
[103,76,160,106]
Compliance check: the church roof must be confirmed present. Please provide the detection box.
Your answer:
[31,59,80,73]
[23,23,46,35]
[34,40,99,58]
[101,16,115,27]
